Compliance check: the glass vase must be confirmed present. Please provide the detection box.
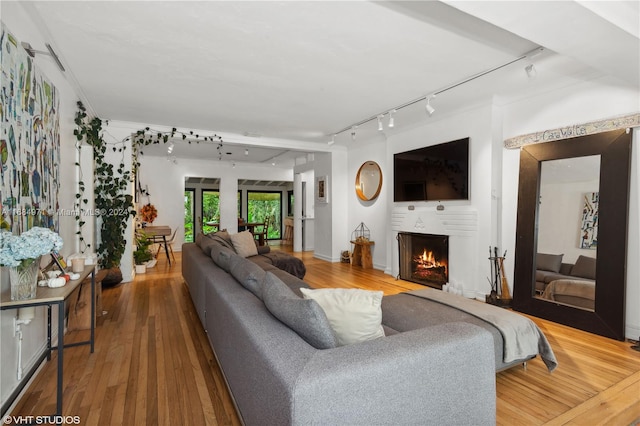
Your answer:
[9,256,41,301]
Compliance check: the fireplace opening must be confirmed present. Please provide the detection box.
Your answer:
[398,232,449,289]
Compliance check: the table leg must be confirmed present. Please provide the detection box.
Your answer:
[56,300,64,415]
[90,270,95,353]
[47,305,52,361]
[163,236,171,266]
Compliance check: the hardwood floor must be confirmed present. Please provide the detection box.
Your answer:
[8,245,640,425]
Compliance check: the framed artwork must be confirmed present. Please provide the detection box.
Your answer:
[316,176,329,203]
[579,192,598,249]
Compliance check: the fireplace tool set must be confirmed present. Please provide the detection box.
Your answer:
[487,246,512,307]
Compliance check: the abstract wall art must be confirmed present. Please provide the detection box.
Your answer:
[579,191,598,250]
[1,23,60,233]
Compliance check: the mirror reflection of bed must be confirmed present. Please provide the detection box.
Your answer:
[534,156,600,312]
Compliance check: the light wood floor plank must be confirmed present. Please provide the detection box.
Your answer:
[7,246,640,425]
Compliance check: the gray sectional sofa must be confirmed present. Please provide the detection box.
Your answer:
[182,232,497,425]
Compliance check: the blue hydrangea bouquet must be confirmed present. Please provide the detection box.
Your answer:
[1,227,64,300]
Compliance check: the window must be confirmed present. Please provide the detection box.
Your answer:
[184,189,195,243]
[247,191,282,240]
[201,190,220,234]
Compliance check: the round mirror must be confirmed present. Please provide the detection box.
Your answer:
[355,161,383,201]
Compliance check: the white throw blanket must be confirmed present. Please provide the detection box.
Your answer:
[408,289,558,372]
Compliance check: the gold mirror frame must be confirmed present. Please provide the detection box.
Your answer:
[355,161,383,201]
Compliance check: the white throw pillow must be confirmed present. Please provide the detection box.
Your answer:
[230,230,258,258]
[299,288,385,346]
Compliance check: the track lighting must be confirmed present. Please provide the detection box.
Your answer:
[331,45,543,139]
[351,126,358,141]
[426,95,436,117]
[167,142,174,154]
[245,148,249,156]
[328,134,336,145]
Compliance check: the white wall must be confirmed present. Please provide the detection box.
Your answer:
[538,179,599,264]
[347,134,388,269]
[133,151,293,249]
[1,3,84,410]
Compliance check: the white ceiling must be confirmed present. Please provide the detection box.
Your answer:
[17,1,640,165]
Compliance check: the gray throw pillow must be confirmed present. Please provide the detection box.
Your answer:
[229,256,265,299]
[571,255,596,280]
[210,245,236,272]
[536,253,563,272]
[262,272,338,349]
[199,237,218,257]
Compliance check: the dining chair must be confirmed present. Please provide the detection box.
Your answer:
[155,227,177,262]
[254,217,270,246]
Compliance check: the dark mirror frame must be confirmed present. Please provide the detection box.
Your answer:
[512,129,632,341]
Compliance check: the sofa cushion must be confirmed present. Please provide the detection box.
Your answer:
[571,255,596,280]
[536,253,563,273]
[207,230,236,251]
[299,288,385,346]
[262,272,338,349]
[210,244,236,272]
[230,256,266,299]
[230,230,259,258]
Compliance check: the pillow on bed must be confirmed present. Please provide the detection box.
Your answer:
[299,288,385,346]
[571,255,596,280]
[536,253,564,272]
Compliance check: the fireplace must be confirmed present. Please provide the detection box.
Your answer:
[398,232,449,289]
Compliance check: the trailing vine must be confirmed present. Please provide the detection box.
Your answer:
[73,102,225,270]
[74,101,135,269]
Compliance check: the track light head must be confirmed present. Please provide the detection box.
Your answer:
[388,110,396,128]
[426,103,435,116]
[377,115,384,131]
[525,63,537,79]
[328,134,336,145]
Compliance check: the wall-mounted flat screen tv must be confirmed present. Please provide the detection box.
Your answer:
[394,137,469,202]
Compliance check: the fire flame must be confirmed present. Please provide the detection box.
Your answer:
[417,249,442,269]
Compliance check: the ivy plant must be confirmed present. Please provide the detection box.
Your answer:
[74,102,225,270]
[74,101,135,269]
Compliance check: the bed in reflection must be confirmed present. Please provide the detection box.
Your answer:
[535,253,596,311]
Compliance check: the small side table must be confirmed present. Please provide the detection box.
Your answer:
[350,240,375,269]
[1,266,96,419]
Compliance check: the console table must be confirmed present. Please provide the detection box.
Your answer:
[0,265,96,419]
[350,240,375,269]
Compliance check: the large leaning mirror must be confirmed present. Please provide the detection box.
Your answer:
[355,161,383,201]
[512,129,632,340]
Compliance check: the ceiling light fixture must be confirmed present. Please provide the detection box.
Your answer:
[21,42,66,72]
[328,134,336,145]
[377,115,384,131]
[351,126,358,141]
[245,148,249,156]
[388,110,396,128]
[331,46,544,138]
[167,142,174,154]
[425,95,436,116]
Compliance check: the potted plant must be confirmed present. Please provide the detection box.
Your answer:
[133,232,153,274]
